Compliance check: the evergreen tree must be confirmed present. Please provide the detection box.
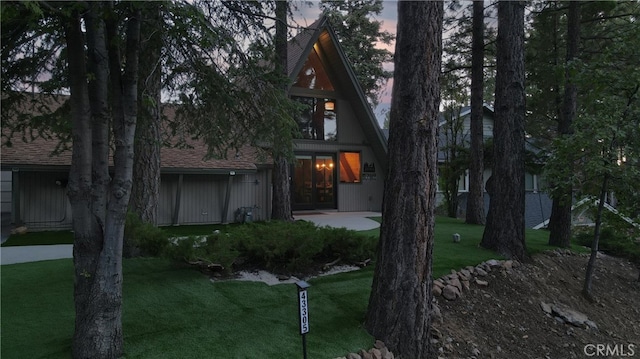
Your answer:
[320,0,393,107]
[481,0,527,261]
[365,2,443,357]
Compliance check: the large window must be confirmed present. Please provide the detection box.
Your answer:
[293,48,335,91]
[339,152,361,183]
[293,96,337,141]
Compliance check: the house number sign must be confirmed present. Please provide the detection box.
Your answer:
[299,289,309,334]
[295,280,311,359]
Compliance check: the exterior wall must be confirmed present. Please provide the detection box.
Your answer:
[1,170,11,213]
[15,169,271,231]
[293,97,384,212]
[158,170,271,226]
[14,171,73,230]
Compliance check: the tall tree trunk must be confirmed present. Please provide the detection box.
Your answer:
[481,1,527,261]
[466,0,486,225]
[271,0,293,221]
[365,2,443,357]
[583,173,609,300]
[129,2,162,227]
[548,2,580,248]
[68,3,141,357]
[66,7,110,357]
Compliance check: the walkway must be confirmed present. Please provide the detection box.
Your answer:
[1,211,381,265]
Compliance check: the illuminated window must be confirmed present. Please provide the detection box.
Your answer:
[293,48,335,91]
[293,96,337,141]
[339,152,361,183]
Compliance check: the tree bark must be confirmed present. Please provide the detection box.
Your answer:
[271,0,293,221]
[66,7,109,357]
[129,2,162,227]
[466,0,486,225]
[481,1,528,261]
[583,173,609,300]
[68,3,141,358]
[365,2,443,357]
[548,2,580,248]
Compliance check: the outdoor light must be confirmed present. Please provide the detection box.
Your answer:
[453,233,461,243]
[325,100,335,111]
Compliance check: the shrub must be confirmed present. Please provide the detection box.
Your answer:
[574,224,640,266]
[124,213,170,257]
[162,220,378,275]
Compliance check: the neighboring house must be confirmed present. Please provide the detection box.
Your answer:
[382,104,552,228]
[0,17,388,231]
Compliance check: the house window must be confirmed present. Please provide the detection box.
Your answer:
[293,48,335,91]
[525,173,539,192]
[339,152,361,183]
[293,96,337,141]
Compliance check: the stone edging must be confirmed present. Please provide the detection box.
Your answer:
[432,258,520,301]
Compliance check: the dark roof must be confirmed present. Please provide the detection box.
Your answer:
[1,97,261,174]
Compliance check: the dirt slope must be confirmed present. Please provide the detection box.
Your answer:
[430,250,640,358]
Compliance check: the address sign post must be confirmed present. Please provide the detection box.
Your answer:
[296,280,311,359]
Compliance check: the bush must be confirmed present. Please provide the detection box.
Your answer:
[574,224,640,266]
[124,214,171,258]
[163,220,377,275]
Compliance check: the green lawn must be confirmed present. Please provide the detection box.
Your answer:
[1,216,584,358]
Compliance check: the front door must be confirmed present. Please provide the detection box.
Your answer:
[292,154,336,210]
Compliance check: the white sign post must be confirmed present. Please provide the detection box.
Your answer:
[296,281,311,359]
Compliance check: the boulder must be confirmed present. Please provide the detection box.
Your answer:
[443,285,460,300]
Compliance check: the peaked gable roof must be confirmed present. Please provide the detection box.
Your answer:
[288,17,389,172]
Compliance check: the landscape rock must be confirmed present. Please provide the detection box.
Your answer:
[540,302,552,315]
[475,278,489,286]
[360,349,373,359]
[433,279,445,289]
[551,304,590,327]
[347,353,361,359]
[433,285,442,296]
[449,277,463,292]
[475,267,488,277]
[443,285,461,300]
[459,269,472,281]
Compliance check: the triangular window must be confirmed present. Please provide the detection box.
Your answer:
[294,48,335,91]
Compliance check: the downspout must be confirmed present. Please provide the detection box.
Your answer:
[222,171,235,224]
[172,174,183,225]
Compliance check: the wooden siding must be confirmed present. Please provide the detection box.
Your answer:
[14,169,272,230]
[1,170,11,213]
[158,171,271,226]
[17,171,72,230]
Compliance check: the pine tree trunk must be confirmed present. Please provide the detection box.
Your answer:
[481,1,527,261]
[365,2,443,357]
[271,1,293,222]
[466,0,486,225]
[548,2,580,248]
[129,2,162,227]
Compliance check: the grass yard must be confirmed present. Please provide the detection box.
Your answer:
[1,216,586,358]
